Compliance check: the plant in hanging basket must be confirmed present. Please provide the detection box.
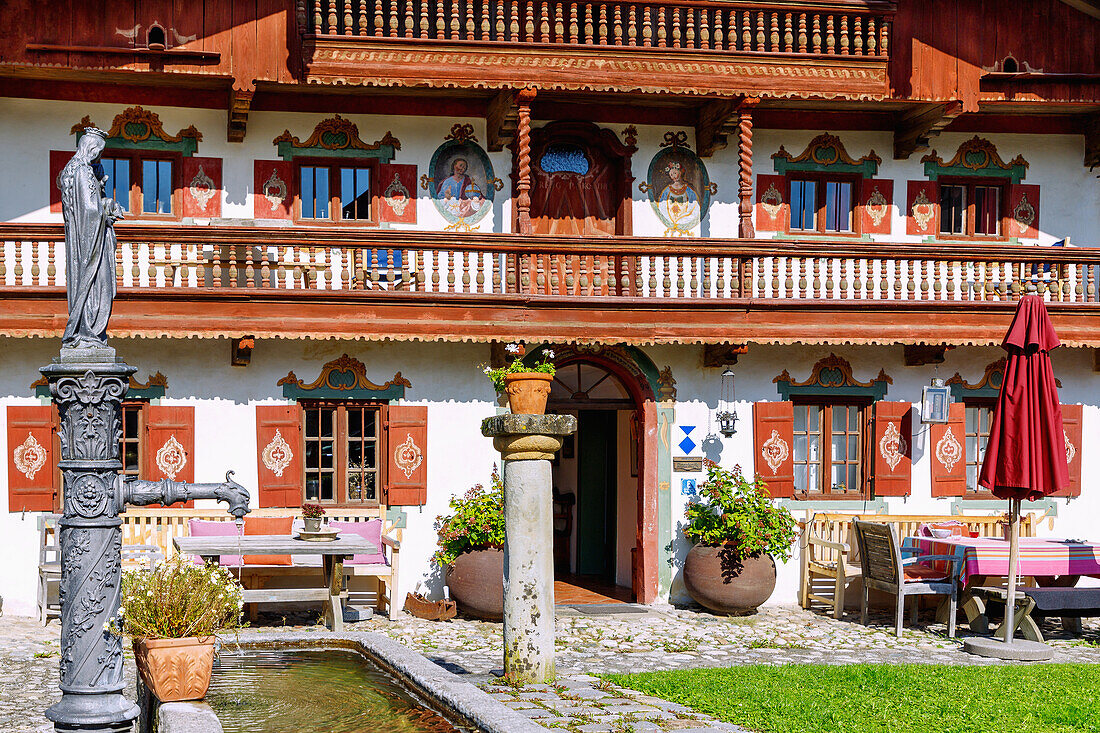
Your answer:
[482,343,556,414]
[682,464,797,614]
[109,555,244,702]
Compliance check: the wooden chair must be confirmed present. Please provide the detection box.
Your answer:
[852,520,962,638]
[800,529,860,619]
[122,544,163,571]
[37,513,62,625]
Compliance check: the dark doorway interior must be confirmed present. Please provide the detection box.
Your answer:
[575,409,617,582]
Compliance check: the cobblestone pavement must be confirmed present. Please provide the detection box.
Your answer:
[4,605,1098,733]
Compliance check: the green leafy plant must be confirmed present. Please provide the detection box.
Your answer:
[482,343,556,392]
[109,555,244,640]
[301,502,326,519]
[432,466,506,567]
[683,464,797,562]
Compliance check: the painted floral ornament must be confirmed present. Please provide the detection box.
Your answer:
[761,429,789,475]
[935,426,962,472]
[262,428,293,477]
[394,434,423,479]
[865,186,888,227]
[262,170,288,212]
[188,166,216,212]
[155,435,188,480]
[911,188,935,232]
[760,183,783,220]
[879,421,907,471]
[14,433,47,480]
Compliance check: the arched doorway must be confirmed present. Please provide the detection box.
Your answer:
[546,355,654,604]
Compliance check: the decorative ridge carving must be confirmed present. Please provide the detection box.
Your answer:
[71,106,202,145]
[277,353,412,393]
[772,132,881,169]
[273,115,401,152]
[921,135,1028,172]
[774,353,892,389]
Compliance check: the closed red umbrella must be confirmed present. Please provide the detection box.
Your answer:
[977,294,1068,649]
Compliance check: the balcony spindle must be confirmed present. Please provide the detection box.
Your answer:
[540,1,550,41]
[699,9,708,49]
[569,2,578,42]
[583,3,593,43]
[783,12,792,52]
[755,11,765,51]
[642,5,652,47]
[880,18,889,57]
[657,7,666,47]
[327,0,338,34]
[613,5,622,44]
[826,15,834,54]
[770,12,779,51]
[670,7,679,48]
[451,0,461,39]
[798,13,807,52]
[741,11,751,51]
[853,15,862,55]
[343,0,352,34]
[840,14,849,55]
[466,0,475,39]
[553,1,563,42]
[406,0,415,36]
[313,0,323,33]
[812,14,820,53]
[509,0,519,39]
[866,18,876,55]
[713,9,723,50]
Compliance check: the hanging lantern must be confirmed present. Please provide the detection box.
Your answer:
[921,377,952,424]
[716,367,738,437]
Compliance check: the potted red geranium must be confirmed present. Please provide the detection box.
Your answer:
[483,343,556,415]
[302,502,325,533]
[434,468,505,619]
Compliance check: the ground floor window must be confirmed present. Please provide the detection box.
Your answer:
[302,402,381,505]
[793,401,868,498]
[964,401,994,495]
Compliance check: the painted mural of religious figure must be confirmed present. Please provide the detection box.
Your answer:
[657,160,700,236]
[57,128,125,349]
[436,158,485,221]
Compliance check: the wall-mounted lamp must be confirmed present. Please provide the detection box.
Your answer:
[921,377,952,424]
[716,367,738,437]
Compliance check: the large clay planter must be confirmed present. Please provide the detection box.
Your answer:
[503,373,553,415]
[446,548,504,620]
[683,544,777,615]
[133,636,216,702]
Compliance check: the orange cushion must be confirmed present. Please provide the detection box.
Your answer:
[903,564,947,582]
[243,516,294,566]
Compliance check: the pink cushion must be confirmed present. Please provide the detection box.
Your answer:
[187,519,243,566]
[329,520,388,566]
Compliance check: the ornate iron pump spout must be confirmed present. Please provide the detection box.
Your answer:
[120,471,251,519]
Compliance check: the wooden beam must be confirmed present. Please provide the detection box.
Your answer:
[703,344,748,367]
[1086,114,1100,169]
[903,345,947,366]
[893,101,963,160]
[227,86,253,143]
[695,99,738,158]
[486,89,518,152]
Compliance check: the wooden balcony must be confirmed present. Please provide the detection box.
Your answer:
[298,0,893,99]
[3,223,1100,347]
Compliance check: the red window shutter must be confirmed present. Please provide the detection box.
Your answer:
[906,180,939,236]
[49,150,70,214]
[253,161,294,220]
[859,179,893,235]
[872,401,912,497]
[1053,403,1082,498]
[1006,184,1040,239]
[752,401,794,498]
[181,157,223,218]
[142,405,196,508]
[384,405,428,506]
[255,405,303,508]
[7,405,57,512]
[930,402,967,498]
[754,174,788,233]
[378,163,418,224]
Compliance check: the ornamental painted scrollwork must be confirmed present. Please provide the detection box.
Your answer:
[187,165,216,212]
[772,133,882,177]
[155,435,188,480]
[394,434,423,479]
[272,115,401,159]
[13,433,47,480]
[935,426,963,472]
[262,170,288,212]
[911,189,935,232]
[71,107,202,156]
[1065,430,1076,465]
[774,354,892,392]
[278,354,412,400]
[921,136,1028,181]
[760,183,783,219]
[879,421,907,471]
[1013,193,1036,235]
[262,429,292,477]
[382,173,412,217]
[865,186,889,227]
[761,429,790,475]
[641,131,713,237]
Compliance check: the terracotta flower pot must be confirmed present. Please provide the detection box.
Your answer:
[503,372,553,415]
[446,548,504,620]
[133,636,216,702]
[683,544,777,615]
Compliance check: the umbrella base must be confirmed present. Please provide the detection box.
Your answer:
[963,637,1053,661]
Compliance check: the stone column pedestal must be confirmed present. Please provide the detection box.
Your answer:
[481,413,577,683]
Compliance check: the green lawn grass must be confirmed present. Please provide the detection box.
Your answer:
[606,664,1100,733]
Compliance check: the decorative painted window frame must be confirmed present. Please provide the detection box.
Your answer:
[774,353,891,401]
[944,357,1061,402]
[921,136,1028,183]
[72,107,202,157]
[277,353,411,401]
[772,133,881,179]
[273,115,400,163]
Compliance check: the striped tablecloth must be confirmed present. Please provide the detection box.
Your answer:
[902,536,1100,584]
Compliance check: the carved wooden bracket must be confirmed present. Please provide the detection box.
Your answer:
[695,98,739,159]
[1086,114,1100,170]
[903,345,947,366]
[703,344,748,367]
[893,101,963,160]
[486,89,518,152]
[227,87,253,143]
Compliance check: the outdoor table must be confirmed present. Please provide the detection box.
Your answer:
[902,536,1100,633]
[174,534,378,632]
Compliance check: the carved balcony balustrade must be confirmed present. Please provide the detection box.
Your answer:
[1,223,1094,302]
[295,0,893,98]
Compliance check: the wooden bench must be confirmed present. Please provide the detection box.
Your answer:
[120,507,402,620]
[799,512,1035,617]
[971,585,1100,641]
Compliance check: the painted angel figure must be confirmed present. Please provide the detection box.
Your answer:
[57,128,125,349]
[657,160,700,235]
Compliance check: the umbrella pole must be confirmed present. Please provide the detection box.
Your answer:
[1001,498,1021,645]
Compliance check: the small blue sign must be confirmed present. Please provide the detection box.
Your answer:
[678,425,697,455]
[681,478,697,496]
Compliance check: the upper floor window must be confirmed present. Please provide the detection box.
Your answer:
[790,176,854,234]
[98,153,177,218]
[793,400,867,498]
[940,181,1002,237]
[302,401,381,505]
[298,163,375,223]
